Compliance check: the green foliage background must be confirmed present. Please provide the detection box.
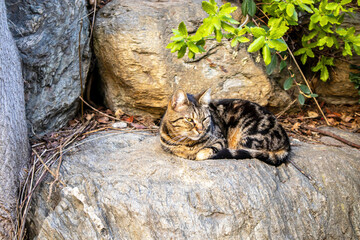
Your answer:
[167,0,360,104]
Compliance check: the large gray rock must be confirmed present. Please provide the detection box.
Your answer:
[6,0,91,136]
[27,130,360,239]
[0,0,29,238]
[93,0,291,118]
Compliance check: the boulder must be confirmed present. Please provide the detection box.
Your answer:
[314,59,360,105]
[6,0,91,136]
[27,130,360,239]
[313,13,360,105]
[93,0,291,119]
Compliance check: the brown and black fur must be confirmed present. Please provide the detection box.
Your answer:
[159,89,291,166]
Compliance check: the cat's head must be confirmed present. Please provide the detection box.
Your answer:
[162,89,212,140]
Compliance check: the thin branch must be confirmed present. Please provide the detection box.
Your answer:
[79,19,84,123]
[287,49,330,125]
[79,95,119,121]
[32,149,66,186]
[302,125,360,149]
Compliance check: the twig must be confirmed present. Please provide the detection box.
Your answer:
[302,125,360,149]
[79,95,119,121]
[19,160,36,240]
[79,19,84,123]
[286,49,330,126]
[32,149,66,186]
[276,99,297,118]
[90,0,97,40]
[255,8,330,126]
[288,159,313,181]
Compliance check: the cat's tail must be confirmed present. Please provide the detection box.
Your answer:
[210,147,290,166]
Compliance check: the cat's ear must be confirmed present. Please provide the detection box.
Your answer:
[171,90,189,111]
[198,88,211,106]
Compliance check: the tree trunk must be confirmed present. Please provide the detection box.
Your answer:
[0,0,29,238]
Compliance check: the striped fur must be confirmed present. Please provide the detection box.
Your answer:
[159,89,291,166]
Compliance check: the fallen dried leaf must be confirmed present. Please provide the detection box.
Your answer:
[115,109,124,119]
[124,115,134,123]
[307,111,319,118]
[85,113,95,121]
[131,123,146,129]
[291,122,301,131]
[97,117,109,124]
[341,115,353,123]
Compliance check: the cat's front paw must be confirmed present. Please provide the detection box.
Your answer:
[195,148,214,160]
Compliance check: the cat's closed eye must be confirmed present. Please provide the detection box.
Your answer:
[185,118,193,123]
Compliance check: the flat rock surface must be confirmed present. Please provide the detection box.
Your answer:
[28,129,360,239]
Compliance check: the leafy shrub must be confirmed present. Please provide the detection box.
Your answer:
[167,0,360,104]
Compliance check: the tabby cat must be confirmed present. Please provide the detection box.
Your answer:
[159,89,291,166]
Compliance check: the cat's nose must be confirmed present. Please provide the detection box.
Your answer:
[196,123,203,133]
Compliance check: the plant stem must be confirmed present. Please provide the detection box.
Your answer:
[286,48,330,125]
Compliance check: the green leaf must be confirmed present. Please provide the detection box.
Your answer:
[196,19,214,37]
[251,27,267,38]
[242,0,256,16]
[266,54,278,75]
[312,60,323,72]
[344,42,352,56]
[300,84,311,94]
[294,48,306,56]
[269,25,289,39]
[237,36,250,43]
[178,22,188,37]
[219,2,238,14]
[202,1,217,15]
[280,60,287,72]
[354,45,360,55]
[188,49,195,59]
[310,13,321,23]
[189,34,203,42]
[268,39,288,52]
[268,18,283,28]
[286,4,295,17]
[241,0,249,15]
[170,41,185,53]
[303,31,318,41]
[215,29,223,42]
[248,0,257,16]
[177,45,187,58]
[231,38,238,47]
[170,35,184,41]
[262,44,271,65]
[326,37,334,47]
[221,16,240,24]
[320,66,329,81]
[166,42,176,49]
[300,4,313,13]
[301,54,308,65]
[298,94,305,105]
[187,41,200,53]
[325,2,338,10]
[248,36,265,52]
[283,77,294,90]
[319,16,329,27]
[212,17,222,30]
[340,0,352,5]
[317,36,328,46]
[310,93,319,97]
[221,21,235,33]
[306,48,315,57]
